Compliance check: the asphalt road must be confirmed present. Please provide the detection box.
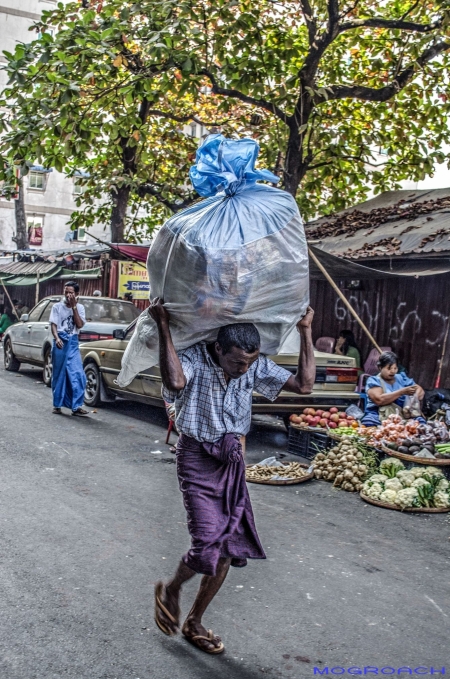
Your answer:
[0,354,449,679]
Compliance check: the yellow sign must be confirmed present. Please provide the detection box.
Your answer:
[118,261,149,300]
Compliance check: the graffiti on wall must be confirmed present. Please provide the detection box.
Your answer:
[335,298,448,349]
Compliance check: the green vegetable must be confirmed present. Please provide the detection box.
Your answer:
[380,458,405,478]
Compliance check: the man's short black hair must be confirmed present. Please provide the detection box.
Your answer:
[64,280,80,293]
[217,323,261,355]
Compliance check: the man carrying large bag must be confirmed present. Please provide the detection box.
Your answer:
[152,298,315,654]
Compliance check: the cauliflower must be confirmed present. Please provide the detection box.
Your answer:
[412,477,431,489]
[380,458,405,478]
[364,482,383,500]
[433,491,450,508]
[395,487,419,508]
[437,478,449,491]
[367,474,388,484]
[379,489,398,504]
[423,466,444,479]
[396,470,416,487]
[411,467,425,478]
[384,478,403,492]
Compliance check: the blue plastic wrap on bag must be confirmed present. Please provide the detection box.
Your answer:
[118,135,309,387]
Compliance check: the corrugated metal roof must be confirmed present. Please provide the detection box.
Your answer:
[5,268,62,286]
[0,261,59,275]
[306,188,450,260]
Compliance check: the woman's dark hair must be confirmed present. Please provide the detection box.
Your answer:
[4,307,15,320]
[377,351,398,370]
[339,329,361,358]
[64,280,80,293]
[217,323,261,355]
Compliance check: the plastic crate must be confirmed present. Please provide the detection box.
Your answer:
[288,426,332,460]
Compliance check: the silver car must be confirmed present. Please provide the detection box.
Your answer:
[3,296,141,386]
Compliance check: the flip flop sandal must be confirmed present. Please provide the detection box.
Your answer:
[72,408,89,417]
[183,629,225,655]
[52,407,62,414]
[154,582,179,637]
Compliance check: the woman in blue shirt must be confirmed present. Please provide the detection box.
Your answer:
[362,351,424,426]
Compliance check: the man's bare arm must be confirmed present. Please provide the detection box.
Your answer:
[283,307,316,395]
[148,297,186,391]
[51,322,63,349]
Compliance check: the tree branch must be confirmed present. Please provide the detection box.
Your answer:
[146,108,230,127]
[296,0,341,87]
[198,68,289,124]
[299,0,317,45]
[137,183,198,212]
[339,15,444,33]
[328,0,340,30]
[320,40,450,103]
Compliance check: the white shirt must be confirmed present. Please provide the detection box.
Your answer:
[49,301,86,335]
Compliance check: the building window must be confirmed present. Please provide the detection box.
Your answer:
[73,227,86,242]
[73,178,87,195]
[189,122,197,138]
[28,171,45,190]
[27,215,44,246]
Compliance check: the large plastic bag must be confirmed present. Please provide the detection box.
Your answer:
[117,134,309,387]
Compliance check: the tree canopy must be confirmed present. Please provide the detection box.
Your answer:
[1,0,449,241]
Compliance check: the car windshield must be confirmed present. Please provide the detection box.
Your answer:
[82,299,141,324]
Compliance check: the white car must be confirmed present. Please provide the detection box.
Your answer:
[3,295,141,386]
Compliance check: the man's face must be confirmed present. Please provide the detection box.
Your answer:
[64,286,76,302]
[215,344,260,380]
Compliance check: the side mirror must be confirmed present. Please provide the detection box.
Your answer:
[112,328,126,340]
[20,314,29,322]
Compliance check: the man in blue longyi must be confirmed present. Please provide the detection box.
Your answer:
[49,281,89,417]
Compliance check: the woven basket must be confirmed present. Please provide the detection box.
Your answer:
[246,462,314,486]
[360,492,450,513]
[381,444,450,466]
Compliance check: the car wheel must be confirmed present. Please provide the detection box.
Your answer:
[84,362,102,406]
[43,348,52,387]
[4,338,20,372]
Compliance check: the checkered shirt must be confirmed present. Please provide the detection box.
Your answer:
[162,341,292,443]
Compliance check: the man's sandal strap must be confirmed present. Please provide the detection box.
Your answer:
[155,595,178,626]
[188,629,225,653]
[154,582,179,637]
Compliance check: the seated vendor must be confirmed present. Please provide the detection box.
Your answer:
[361,351,425,427]
[0,307,16,339]
[334,329,362,375]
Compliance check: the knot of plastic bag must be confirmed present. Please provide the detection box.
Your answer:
[189,133,279,198]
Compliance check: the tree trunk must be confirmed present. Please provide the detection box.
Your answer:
[284,128,306,198]
[284,91,314,198]
[110,185,130,243]
[14,183,28,250]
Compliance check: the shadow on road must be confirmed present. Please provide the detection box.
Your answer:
[156,635,278,679]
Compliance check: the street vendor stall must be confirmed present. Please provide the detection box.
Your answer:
[287,402,450,510]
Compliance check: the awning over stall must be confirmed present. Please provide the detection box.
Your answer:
[59,266,102,280]
[0,261,61,285]
[309,245,450,279]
